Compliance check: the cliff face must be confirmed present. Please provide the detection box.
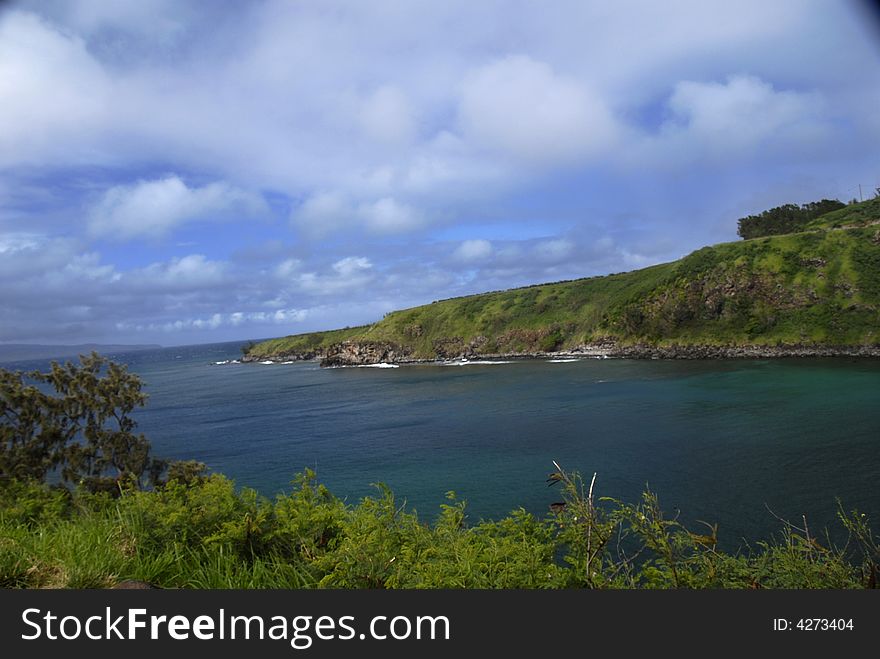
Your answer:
[320,341,413,367]
[244,199,880,366]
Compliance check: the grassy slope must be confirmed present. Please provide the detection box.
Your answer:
[247,199,880,360]
[246,326,369,358]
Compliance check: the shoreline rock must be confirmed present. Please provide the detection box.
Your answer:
[321,340,414,367]
[240,352,315,364]
[607,343,880,359]
[244,340,880,367]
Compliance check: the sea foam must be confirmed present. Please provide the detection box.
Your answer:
[443,359,512,366]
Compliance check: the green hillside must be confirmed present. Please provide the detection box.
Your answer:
[245,198,880,363]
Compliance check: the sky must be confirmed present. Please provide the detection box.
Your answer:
[1,0,879,346]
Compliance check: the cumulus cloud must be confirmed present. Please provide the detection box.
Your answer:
[118,307,309,334]
[0,232,43,255]
[359,85,417,146]
[56,0,187,40]
[458,55,618,166]
[293,193,424,236]
[0,233,115,285]
[289,256,375,297]
[533,238,575,264]
[332,256,372,277]
[274,258,302,279]
[88,176,268,240]
[0,231,365,343]
[453,239,494,263]
[0,10,111,167]
[129,254,227,290]
[357,197,424,233]
[650,75,832,162]
[228,308,309,327]
[292,191,351,237]
[0,234,117,342]
[44,253,120,286]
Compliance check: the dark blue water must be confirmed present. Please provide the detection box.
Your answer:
[6,342,880,548]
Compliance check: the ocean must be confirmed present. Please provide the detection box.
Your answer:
[5,341,880,549]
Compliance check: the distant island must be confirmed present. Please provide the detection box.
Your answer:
[0,343,162,363]
[244,197,880,366]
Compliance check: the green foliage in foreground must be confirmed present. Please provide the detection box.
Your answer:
[2,467,877,589]
[247,198,880,360]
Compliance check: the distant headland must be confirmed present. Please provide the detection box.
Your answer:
[0,343,162,363]
[243,197,880,366]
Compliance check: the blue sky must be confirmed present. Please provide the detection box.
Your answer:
[1,0,879,346]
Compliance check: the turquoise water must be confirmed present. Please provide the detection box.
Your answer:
[7,342,880,548]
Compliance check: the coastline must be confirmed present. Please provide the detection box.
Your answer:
[241,341,880,367]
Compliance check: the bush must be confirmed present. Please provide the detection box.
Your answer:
[2,465,875,589]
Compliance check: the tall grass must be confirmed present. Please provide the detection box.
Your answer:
[1,470,876,589]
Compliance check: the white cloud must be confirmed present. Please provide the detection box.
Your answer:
[193,313,223,330]
[653,75,831,161]
[0,232,42,254]
[292,191,351,237]
[2,2,874,195]
[129,254,227,290]
[533,238,575,263]
[0,233,115,284]
[164,308,309,332]
[56,253,120,283]
[115,306,314,336]
[295,256,374,296]
[0,10,111,166]
[453,239,493,263]
[269,308,309,323]
[494,244,525,262]
[458,55,618,166]
[59,0,186,38]
[357,197,424,233]
[275,258,302,278]
[88,176,268,239]
[332,256,372,277]
[359,85,416,146]
[293,193,424,236]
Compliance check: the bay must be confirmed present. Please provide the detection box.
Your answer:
[5,341,879,550]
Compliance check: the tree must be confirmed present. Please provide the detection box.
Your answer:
[736,199,846,239]
[0,353,166,491]
[0,368,61,482]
